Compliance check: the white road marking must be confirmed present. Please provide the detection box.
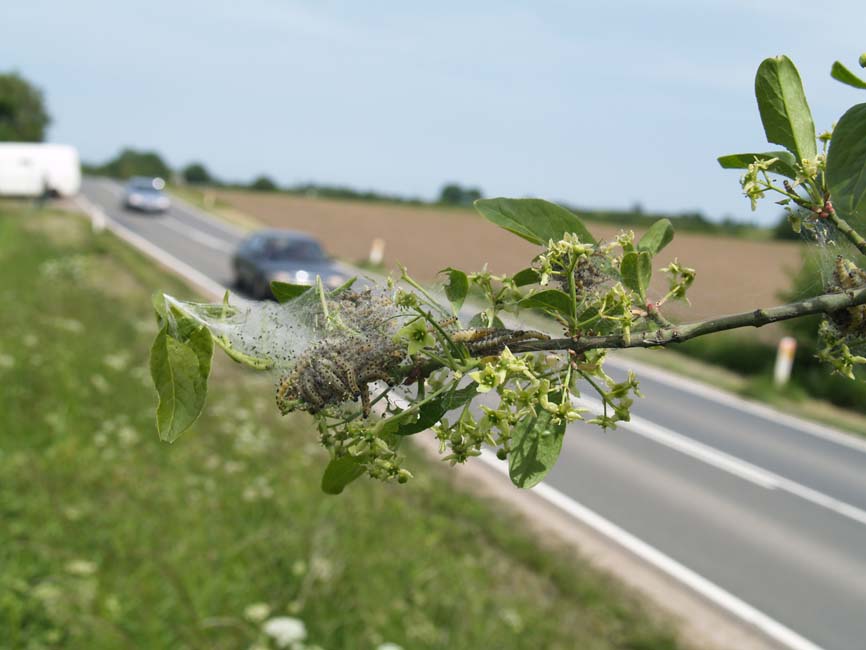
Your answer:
[76,187,832,650]
[579,395,866,527]
[169,193,247,237]
[161,215,236,253]
[476,450,824,650]
[74,196,227,299]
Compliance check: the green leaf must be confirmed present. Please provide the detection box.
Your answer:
[620,251,652,301]
[329,276,357,296]
[395,382,478,436]
[468,311,505,329]
[270,281,311,303]
[151,291,169,323]
[441,267,469,311]
[831,61,866,90]
[827,103,866,223]
[637,219,674,256]
[150,324,213,443]
[717,151,799,179]
[519,289,573,320]
[754,55,817,161]
[512,267,541,287]
[321,456,366,495]
[474,198,596,246]
[508,408,566,488]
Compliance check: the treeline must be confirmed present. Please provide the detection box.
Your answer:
[84,148,783,237]
[82,149,483,207]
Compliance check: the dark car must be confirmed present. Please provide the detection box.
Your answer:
[232,230,353,299]
[123,176,171,213]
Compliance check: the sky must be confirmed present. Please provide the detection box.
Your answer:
[2,0,865,224]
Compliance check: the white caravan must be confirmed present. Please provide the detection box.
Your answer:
[0,143,81,197]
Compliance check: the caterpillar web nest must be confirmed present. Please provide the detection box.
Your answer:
[163,286,412,418]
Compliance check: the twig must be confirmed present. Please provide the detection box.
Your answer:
[398,286,866,377]
[509,287,866,355]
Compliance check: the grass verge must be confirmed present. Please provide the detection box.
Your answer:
[0,202,683,650]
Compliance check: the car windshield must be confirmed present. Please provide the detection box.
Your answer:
[128,178,164,191]
[264,238,326,261]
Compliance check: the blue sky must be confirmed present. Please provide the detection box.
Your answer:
[2,1,864,223]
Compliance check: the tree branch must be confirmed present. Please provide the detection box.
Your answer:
[826,204,866,257]
[507,286,866,355]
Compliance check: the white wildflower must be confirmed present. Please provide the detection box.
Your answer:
[244,602,271,622]
[263,616,307,647]
[91,374,110,393]
[103,352,131,371]
[65,559,97,576]
[376,644,405,650]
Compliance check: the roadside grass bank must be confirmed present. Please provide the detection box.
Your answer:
[0,203,684,650]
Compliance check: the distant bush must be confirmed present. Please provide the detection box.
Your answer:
[249,175,278,191]
[88,148,172,180]
[0,71,51,142]
[439,183,483,206]
[288,183,424,204]
[673,332,776,375]
[182,162,214,185]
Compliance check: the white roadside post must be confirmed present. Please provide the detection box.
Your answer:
[773,336,797,387]
[369,237,385,266]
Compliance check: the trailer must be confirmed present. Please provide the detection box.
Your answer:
[0,143,81,197]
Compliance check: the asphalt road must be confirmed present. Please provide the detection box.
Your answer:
[80,177,866,650]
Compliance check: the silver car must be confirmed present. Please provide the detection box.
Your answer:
[123,176,171,213]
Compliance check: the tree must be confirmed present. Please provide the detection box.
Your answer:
[182,162,213,185]
[250,175,278,191]
[92,148,172,180]
[439,183,483,206]
[0,72,51,142]
[148,52,866,494]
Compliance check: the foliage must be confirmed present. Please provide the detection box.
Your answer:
[148,51,866,494]
[181,161,214,184]
[0,71,51,142]
[250,175,278,191]
[0,207,682,650]
[438,182,483,206]
[87,148,172,180]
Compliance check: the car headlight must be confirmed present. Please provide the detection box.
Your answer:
[270,270,312,285]
[128,193,143,205]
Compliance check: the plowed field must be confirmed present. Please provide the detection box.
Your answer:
[212,189,806,330]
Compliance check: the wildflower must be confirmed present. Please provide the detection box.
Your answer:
[263,616,307,647]
[65,559,97,576]
[244,602,271,622]
[395,318,435,355]
[469,364,506,393]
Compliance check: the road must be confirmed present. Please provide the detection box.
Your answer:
[79,177,866,650]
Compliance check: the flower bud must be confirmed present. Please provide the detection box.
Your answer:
[860,53,866,68]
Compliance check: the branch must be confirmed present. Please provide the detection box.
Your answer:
[507,286,866,355]
[826,203,866,257]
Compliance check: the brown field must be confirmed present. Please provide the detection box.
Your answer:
[212,189,807,336]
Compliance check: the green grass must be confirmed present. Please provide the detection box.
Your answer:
[0,203,683,650]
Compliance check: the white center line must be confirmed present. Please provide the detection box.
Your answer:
[578,395,866,527]
[160,216,236,253]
